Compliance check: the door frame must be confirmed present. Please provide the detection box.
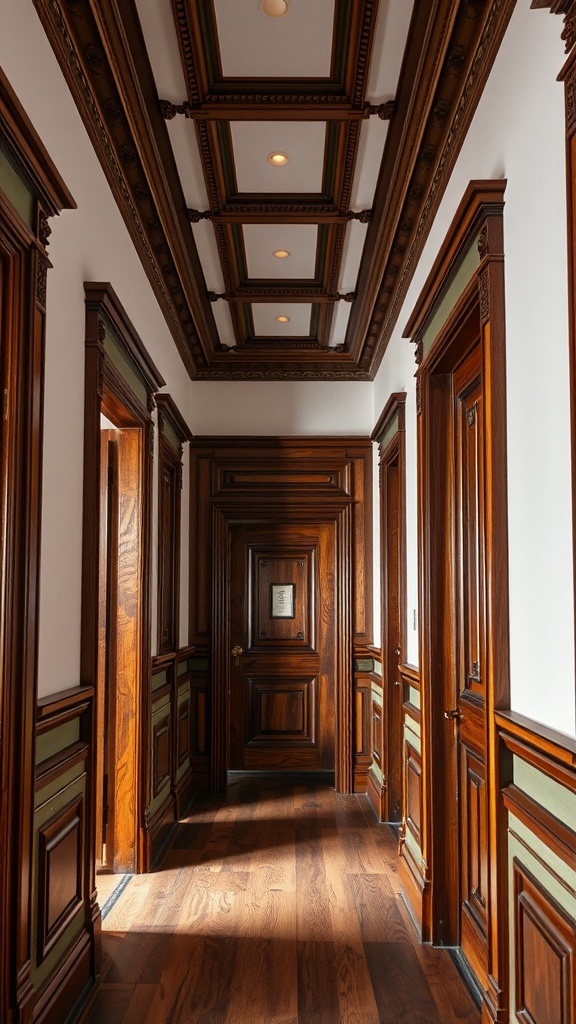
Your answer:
[405,182,510,1020]
[0,70,75,1022]
[82,283,165,874]
[213,502,353,793]
[373,393,407,822]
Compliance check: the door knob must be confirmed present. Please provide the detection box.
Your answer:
[444,708,461,721]
[231,645,244,659]
[395,647,401,656]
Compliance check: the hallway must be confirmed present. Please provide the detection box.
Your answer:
[86,776,480,1024]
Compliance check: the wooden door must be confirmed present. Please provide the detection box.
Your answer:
[453,344,489,984]
[382,443,404,821]
[229,521,336,772]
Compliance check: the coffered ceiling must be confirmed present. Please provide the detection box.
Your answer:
[33,0,516,379]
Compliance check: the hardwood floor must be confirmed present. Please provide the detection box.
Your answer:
[85,774,480,1024]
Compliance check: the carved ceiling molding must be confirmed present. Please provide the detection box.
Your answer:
[351,0,516,376]
[33,0,218,377]
[33,0,517,381]
[530,0,576,53]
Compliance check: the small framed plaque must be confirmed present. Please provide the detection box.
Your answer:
[270,583,295,619]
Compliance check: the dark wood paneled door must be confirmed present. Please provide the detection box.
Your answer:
[452,344,489,984]
[382,442,404,821]
[229,521,336,772]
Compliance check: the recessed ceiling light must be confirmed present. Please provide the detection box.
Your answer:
[273,249,290,259]
[268,152,290,167]
[276,315,290,323]
[259,0,290,18]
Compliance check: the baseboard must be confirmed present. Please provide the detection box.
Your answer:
[366,768,386,820]
[398,839,429,941]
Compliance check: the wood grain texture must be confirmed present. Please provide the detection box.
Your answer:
[84,775,480,1024]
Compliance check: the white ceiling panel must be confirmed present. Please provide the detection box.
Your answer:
[230,121,326,194]
[252,303,312,337]
[351,119,389,209]
[367,0,415,98]
[167,120,211,209]
[243,224,318,279]
[213,0,336,79]
[191,221,226,291]
[328,300,353,347]
[135,0,188,101]
[339,221,368,292]
[211,300,237,347]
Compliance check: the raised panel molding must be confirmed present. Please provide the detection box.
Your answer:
[514,860,576,1024]
[247,677,317,746]
[405,737,422,848]
[152,714,171,798]
[38,798,83,964]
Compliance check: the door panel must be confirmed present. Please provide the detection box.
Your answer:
[229,522,335,771]
[454,345,488,984]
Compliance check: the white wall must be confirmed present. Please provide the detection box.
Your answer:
[1,2,193,695]
[373,2,576,735]
[188,380,374,436]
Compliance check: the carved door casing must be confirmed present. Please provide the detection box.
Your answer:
[454,345,489,985]
[229,521,336,771]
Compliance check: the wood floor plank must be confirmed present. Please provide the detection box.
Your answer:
[346,873,412,943]
[297,940,340,1024]
[85,775,481,1024]
[295,834,333,942]
[364,941,443,1024]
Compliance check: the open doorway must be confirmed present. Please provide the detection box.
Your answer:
[95,419,142,874]
[82,283,164,880]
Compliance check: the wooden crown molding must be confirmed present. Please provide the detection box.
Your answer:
[155,393,193,444]
[33,0,515,380]
[84,281,166,397]
[371,391,407,443]
[531,0,576,54]
[33,0,219,378]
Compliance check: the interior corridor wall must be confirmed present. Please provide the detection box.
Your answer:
[373,1,575,736]
[1,1,194,695]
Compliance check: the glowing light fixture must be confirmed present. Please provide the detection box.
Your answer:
[276,315,290,323]
[260,0,290,18]
[267,152,290,166]
[273,249,290,259]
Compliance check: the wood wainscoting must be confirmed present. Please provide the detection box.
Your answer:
[353,651,382,798]
[497,711,576,1024]
[146,646,200,867]
[33,687,98,1024]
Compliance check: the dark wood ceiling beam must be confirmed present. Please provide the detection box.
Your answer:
[160,100,393,122]
[346,0,516,374]
[208,291,355,304]
[32,0,220,377]
[187,208,372,225]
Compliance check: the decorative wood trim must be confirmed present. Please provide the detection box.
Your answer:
[496,710,576,790]
[82,282,162,877]
[0,66,75,1024]
[375,392,407,821]
[32,688,97,1024]
[34,0,515,380]
[399,663,421,690]
[32,0,217,376]
[407,181,509,1016]
[513,859,576,1024]
[371,392,407,442]
[503,784,576,874]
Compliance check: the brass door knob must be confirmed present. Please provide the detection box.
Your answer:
[231,645,244,658]
[444,708,461,721]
